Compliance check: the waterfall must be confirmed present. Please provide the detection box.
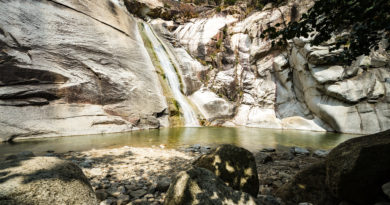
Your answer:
[143,23,200,127]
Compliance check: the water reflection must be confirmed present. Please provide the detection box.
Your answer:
[0,127,359,157]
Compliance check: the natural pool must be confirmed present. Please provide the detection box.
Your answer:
[0,127,360,157]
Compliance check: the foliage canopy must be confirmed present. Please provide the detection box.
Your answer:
[262,0,390,62]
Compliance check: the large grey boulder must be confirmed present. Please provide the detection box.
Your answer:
[164,167,259,205]
[326,130,390,204]
[0,0,168,141]
[0,157,97,205]
[193,144,259,197]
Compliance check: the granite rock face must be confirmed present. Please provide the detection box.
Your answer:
[164,0,390,134]
[0,0,168,141]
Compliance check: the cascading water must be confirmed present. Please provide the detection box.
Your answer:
[143,23,200,127]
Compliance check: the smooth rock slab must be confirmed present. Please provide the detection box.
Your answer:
[0,157,97,205]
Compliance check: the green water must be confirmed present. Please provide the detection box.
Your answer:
[0,127,359,157]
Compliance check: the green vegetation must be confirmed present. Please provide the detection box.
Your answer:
[262,0,390,63]
[224,0,237,6]
[216,39,223,49]
[254,0,285,9]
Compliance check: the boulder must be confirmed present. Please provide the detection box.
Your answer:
[383,182,390,199]
[0,157,97,205]
[193,144,259,196]
[326,130,390,204]
[164,167,259,205]
[189,88,235,121]
[276,162,337,205]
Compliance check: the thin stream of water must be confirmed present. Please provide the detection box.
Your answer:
[143,23,199,127]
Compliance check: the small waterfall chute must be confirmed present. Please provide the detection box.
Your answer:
[143,23,200,127]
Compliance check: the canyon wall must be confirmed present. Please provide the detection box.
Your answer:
[1,0,389,141]
[163,0,390,134]
[0,0,169,141]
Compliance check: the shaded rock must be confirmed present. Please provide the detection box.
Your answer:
[130,189,147,199]
[326,130,390,204]
[156,177,171,192]
[260,148,276,153]
[383,182,390,199]
[280,151,295,160]
[117,194,130,205]
[164,167,259,205]
[5,151,35,160]
[193,144,259,196]
[96,189,109,201]
[257,195,282,205]
[276,161,337,205]
[255,152,273,164]
[0,157,97,205]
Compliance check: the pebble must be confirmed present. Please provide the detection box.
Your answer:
[116,194,130,205]
[313,150,329,158]
[95,189,108,201]
[257,195,282,205]
[100,199,115,205]
[261,148,276,153]
[291,147,310,155]
[130,189,147,199]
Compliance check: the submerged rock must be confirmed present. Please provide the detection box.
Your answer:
[5,151,35,160]
[193,144,259,196]
[313,150,329,158]
[164,167,259,205]
[291,147,310,156]
[0,157,97,205]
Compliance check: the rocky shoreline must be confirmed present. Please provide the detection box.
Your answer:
[2,130,390,205]
[51,145,324,205]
